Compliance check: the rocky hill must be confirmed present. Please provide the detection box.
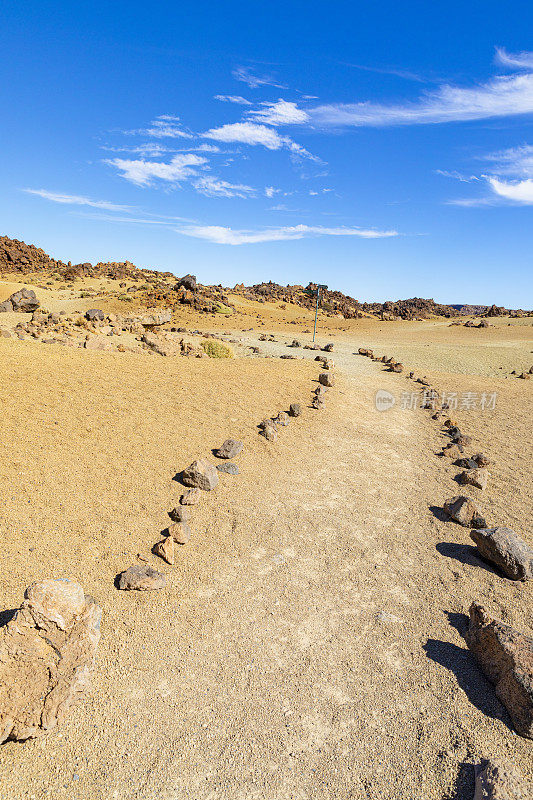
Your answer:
[4,234,524,319]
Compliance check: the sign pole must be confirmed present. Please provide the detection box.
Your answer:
[312,284,327,343]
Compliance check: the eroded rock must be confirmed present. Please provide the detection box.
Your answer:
[465,603,533,739]
[216,463,239,475]
[215,439,243,459]
[117,565,167,590]
[443,495,487,528]
[470,527,533,581]
[458,467,489,491]
[153,536,174,564]
[168,522,191,545]
[289,402,302,417]
[180,488,201,505]
[319,372,335,387]
[0,579,101,743]
[181,458,219,491]
[474,759,527,800]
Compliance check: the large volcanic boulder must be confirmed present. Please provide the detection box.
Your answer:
[0,579,101,743]
[177,274,197,292]
[0,288,40,312]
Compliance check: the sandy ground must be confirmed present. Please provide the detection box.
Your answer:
[0,283,532,799]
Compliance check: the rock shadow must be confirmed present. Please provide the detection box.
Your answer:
[423,638,514,734]
[436,542,499,576]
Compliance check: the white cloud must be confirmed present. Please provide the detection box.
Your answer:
[495,47,533,70]
[487,177,533,204]
[303,73,533,127]
[193,176,255,198]
[214,95,252,105]
[250,99,310,125]
[177,223,398,245]
[23,189,130,211]
[232,66,287,90]
[124,115,193,139]
[105,153,207,186]
[264,186,278,198]
[203,122,288,149]
[202,122,317,161]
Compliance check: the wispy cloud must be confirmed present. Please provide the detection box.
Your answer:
[249,99,310,125]
[435,169,480,183]
[123,115,193,139]
[177,223,398,245]
[202,121,317,160]
[105,153,207,186]
[232,66,287,90]
[495,47,533,70]
[214,94,252,105]
[192,176,255,198]
[300,73,533,127]
[23,189,131,211]
[481,144,533,177]
[345,62,425,82]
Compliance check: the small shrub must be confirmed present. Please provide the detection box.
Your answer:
[201,340,233,358]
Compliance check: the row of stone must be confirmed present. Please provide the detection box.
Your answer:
[117,440,244,589]
[360,344,533,750]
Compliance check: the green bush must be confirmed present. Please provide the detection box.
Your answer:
[201,340,233,358]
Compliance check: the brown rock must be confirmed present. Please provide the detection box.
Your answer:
[319,372,335,387]
[168,506,190,523]
[391,363,404,373]
[141,332,178,357]
[181,458,219,491]
[273,411,289,426]
[470,527,533,581]
[474,759,527,800]
[458,467,489,490]
[311,395,325,409]
[289,402,302,417]
[442,443,463,459]
[443,495,487,528]
[465,603,533,739]
[323,343,334,352]
[473,453,491,467]
[260,423,278,441]
[117,564,167,590]
[0,579,101,743]
[167,522,192,545]
[215,438,243,459]
[180,488,200,505]
[153,536,174,564]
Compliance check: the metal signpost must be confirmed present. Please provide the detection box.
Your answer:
[312,284,328,343]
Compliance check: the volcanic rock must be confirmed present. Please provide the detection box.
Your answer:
[181,458,219,491]
[216,463,239,475]
[153,536,174,564]
[180,488,201,505]
[214,439,243,459]
[470,527,533,581]
[319,372,335,387]
[118,565,167,590]
[458,467,489,491]
[465,603,533,739]
[0,579,101,743]
[443,495,487,528]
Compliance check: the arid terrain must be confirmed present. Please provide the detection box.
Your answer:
[0,258,532,799]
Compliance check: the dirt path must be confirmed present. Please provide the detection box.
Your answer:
[1,340,531,799]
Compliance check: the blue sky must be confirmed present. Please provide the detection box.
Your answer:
[1,1,532,306]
